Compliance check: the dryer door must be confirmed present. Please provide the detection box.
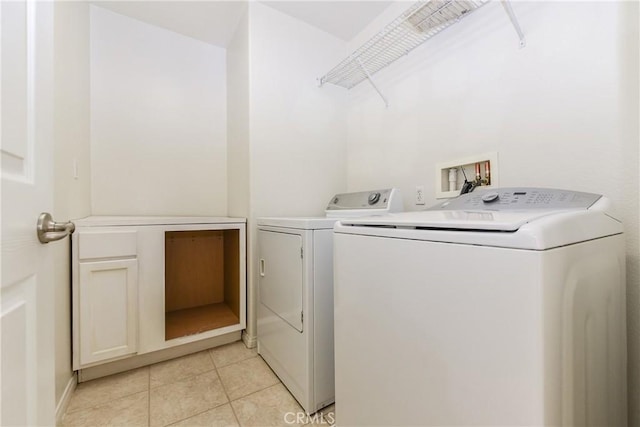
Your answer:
[258,230,304,332]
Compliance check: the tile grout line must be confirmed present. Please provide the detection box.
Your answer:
[214,352,258,370]
[218,350,307,424]
[145,347,253,426]
[149,366,218,391]
[208,348,243,426]
[163,401,230,427]
[61,390,151,426]
[67,344,264,426]
[211,344,280,426]
[155,350,232,427]
[156,349,229,427]
[65,390,144,415]
[226,381,315,427]
[64,367,151,416]
[207,348,230,401]
[224,356,282,404]
[229,381,282,404]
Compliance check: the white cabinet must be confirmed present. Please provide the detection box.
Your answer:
[72,216,246,371]
[73,229,139,368]
[78,259,138,365]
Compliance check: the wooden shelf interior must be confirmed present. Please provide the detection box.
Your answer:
[165,229,241,341]
[165,303,239,340]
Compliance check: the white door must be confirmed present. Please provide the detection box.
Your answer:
[258,230,304,332]
[1,1,56,425]
[79,259,138,366]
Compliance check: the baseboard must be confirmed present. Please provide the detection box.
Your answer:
[78,331,240,382]
[242,330,257,348]
[55,373,77,425]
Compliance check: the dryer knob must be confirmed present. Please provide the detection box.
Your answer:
[368,192,381,205]
[481,192,500,203]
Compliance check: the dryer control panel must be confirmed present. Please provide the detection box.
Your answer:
[431,188,602,211]
[326,188,402,212]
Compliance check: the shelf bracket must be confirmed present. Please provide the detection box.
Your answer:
[356,58,389,108]
[501,0,526,48]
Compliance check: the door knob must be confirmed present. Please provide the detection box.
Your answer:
[37,212,75,244]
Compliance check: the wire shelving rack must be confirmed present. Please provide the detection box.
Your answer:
[318,0,525,107]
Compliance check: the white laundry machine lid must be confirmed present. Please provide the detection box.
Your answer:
[339,209,559,232]
[336,188,623,250]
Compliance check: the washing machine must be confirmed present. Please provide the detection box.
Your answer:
[257,189,402,414]
[333,187,626,426]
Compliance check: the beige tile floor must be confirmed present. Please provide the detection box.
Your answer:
[61,342,335,427]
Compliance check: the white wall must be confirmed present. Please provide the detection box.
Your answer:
[53,0,91,410]
[623,2,640,423]
[345,1,639,423]
[227,9,250,220]
[249,3,348,219]
[347,2,631,202]
[227,2,348,343]
[90,6,227,216]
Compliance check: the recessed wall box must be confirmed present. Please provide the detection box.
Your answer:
[436,152,499,199]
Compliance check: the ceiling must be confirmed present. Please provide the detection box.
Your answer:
[91,1,248,47]
[90,1,393,47]
[263,1,392,41]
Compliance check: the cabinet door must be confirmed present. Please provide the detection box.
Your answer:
[79,259,138,365]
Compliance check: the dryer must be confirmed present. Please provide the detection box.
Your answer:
[257,189,402,414]
[333,188,626,426]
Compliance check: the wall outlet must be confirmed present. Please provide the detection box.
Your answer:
[415,185,425,205]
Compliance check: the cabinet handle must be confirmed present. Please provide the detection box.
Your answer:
[260,259,265,277]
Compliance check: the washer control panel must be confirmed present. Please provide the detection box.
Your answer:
[327,188,397,211]
[431,188,602,211]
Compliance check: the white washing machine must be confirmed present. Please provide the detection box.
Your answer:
[333,187,626,426]
[257,189,402,414]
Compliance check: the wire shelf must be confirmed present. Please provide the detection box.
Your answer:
[319,0,490,90]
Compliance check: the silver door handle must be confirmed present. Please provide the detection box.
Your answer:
[37,212,75,244]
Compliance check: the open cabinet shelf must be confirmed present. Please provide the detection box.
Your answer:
[165,229,241,341]
[165,303,239,340]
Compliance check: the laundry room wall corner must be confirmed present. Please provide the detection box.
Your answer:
[52,0,91,417]
[227,8,250,221]
[242,2,348,346]
[227,6,251,344]
[620,0,640,423]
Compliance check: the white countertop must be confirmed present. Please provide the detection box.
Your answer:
[74,216,246,227]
